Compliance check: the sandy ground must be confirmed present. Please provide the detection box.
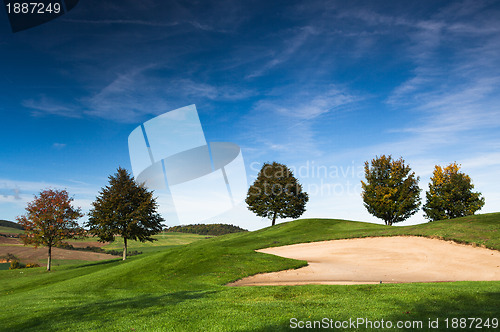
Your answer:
[229,236,500,286]
[0,236,117,263]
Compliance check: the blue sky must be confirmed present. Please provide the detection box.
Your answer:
[1,0,499,230]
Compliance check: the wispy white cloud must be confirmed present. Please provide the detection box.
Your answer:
[336,7,415,28]
[0,184,21,200]
[255,86,358,120]
[435,0,495,21]
[240,85,361,165]
[246,26,317,79]
[0,177,101,221]
[62,18,220,32]
[61,0,249,33]
[22,96,81,118]
[83,67,167,122]
[52,143,67,149]
[383,1,500,153]
[0,178,97,197]
[23,66,253,122]
[62,18,181,27]
[172,79,254,101]
[8,0,500,228]
[85,71,253,122]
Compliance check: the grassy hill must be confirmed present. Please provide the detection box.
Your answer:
[0,220,23,230]
[1,213,499,331]
[0,220,24,234]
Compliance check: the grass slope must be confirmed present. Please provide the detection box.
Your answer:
[0,213,499,331]
[0,220,23,230]
[0,226,24,234]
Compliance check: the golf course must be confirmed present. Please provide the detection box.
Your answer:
[1,213,499,331]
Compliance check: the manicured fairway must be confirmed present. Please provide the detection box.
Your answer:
[1,213,499,331]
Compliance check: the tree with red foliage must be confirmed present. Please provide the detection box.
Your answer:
[17,189,84,271]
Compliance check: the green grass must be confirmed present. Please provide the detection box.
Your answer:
[0,213,499,331]
[40,259,92,267]
[0,226,24,234]
[0,220,23,230]
[101,232,212,254]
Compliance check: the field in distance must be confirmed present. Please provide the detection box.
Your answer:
[0,220,210,267]
[101,232,212,254]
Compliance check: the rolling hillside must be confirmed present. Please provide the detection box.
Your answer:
[1,213,499,331]
[0,220,23,230]
[0,220,24,235]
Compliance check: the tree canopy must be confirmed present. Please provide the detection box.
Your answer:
[361,155,421,226]
[86,167,164,260]
[246,162,309,226]
[423,163,485,221]
[17,189,84,271]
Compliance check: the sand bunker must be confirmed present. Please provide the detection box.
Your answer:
[229,236,500,286]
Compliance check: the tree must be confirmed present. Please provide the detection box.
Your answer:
[361,155,421,226]
[17,189,84,271]
[245,162,309,226]
[423,162,485,221]
[86,167,164,260]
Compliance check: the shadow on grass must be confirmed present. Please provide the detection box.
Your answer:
[3,290,216,332]
[71,258,121,269]
[4,284,500,331]
[236,287,500,331]
[379,289,500,331]
[389,290,500,316]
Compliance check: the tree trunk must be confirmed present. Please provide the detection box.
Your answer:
[47,245,52,271]
[123,237,127,261]
[272,211,277,226]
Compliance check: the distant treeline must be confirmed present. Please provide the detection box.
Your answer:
[0,220,24,230]
[166,223,248,236]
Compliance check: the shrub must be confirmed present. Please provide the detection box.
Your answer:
[0,253,18,262]
[105,250,142,257]
[56,242,75,250]
[9,260,26,269]
[25,263,41,268]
